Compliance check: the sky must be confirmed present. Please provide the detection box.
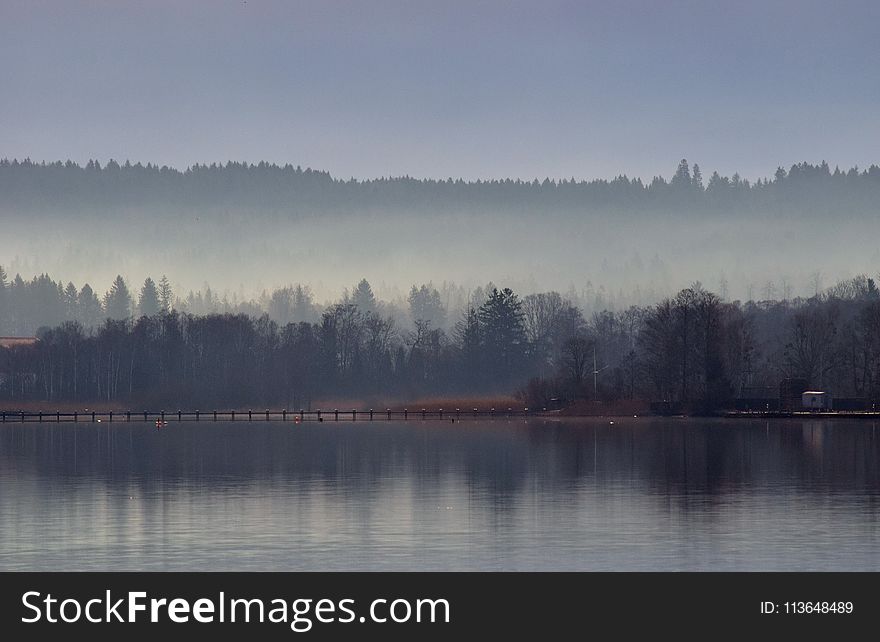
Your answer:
[1,0,878,181]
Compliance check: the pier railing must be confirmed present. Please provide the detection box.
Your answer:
[0,407,545,424]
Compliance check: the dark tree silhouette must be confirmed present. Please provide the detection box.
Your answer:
[104,276,132,320]
[408,283,446,327]
[78,284,103,327]
[351,279,377,314]
[478,288,527,388]
[138,277,161,317]
[158,275,173,313]
[4,266,880,411]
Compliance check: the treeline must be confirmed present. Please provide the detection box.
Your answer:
[5,275,880,409]
[2,157,879,217]
[0,270,173,335]
[0,267,451,336]
[0,287,550,406]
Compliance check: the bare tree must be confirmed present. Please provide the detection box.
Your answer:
[560,333,592,398]
[783,302,839,387]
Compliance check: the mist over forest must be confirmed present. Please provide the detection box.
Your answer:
[4,157,880,409]
[3,157,880,315]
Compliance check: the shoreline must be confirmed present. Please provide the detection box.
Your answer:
[3,399,877,420]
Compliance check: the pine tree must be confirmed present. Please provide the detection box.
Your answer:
[138,277,160,317]
[78,284,103,327]
[104,275,132,320]
[352,278,377,314]
[63,282,78,320]
[158,275,173,313]
[408,283,446,327]
[478,287,527,381]
[453,306,482,386]
[774,166,786,183]
[672,158,691,189]
[691,163,703,190]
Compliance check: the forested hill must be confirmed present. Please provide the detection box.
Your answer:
[1,158,879,218]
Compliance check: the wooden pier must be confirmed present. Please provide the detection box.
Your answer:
[0,407,542,424]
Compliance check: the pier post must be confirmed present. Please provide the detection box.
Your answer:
[317,410,322,421]
[404,408,408,420]
[57,411,60,423]
[91,411,95,422]
[213,410,217,421]
[196,410,200,422]
[473,408,477,418]
[39,411,42,423]
[282,409,287,421]
[266,409,270,421]
[178,410,182,422]
[231,410,235,421]
[387,408,391,420]
[439,408,443,420]
[352,409,357,421]
[21,411,25,423]
[143,411,147,422]
[422,408,426,420]
[109,411,113,423]
[300,409,304,422]
[74,411,77,423]
[248,410,252,421]
[370,409,374,421]
[456,408,460,420]
[334,409,339,421]
[161,411,165,423]
[126,411,130,422]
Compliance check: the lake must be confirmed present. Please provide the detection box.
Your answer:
[1,417,878,571]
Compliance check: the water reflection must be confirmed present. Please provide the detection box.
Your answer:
[0,418,878,570]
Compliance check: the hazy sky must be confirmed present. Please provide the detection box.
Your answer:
[1,0,878,181]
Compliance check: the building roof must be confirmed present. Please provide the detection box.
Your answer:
[0,337,39,348]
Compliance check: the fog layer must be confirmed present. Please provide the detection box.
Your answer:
[2,159,879,310]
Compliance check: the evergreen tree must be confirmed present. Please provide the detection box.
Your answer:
[78,284,103,328]
[672,158,691,189]
[158,275,173,313]
[692,163,703,190]
[478,287,527,383]
[138,277,160,317]
[351,278,377,314]
[104,275,132,320]
[453,306,482,386]
[408,283,447,327]
[63,282,78,320]
[774,166,786,183]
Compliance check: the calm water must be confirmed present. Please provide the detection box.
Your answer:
[1,417,879,571]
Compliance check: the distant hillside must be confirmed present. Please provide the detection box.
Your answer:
[2,158,879,219]
[3,158,880,307]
